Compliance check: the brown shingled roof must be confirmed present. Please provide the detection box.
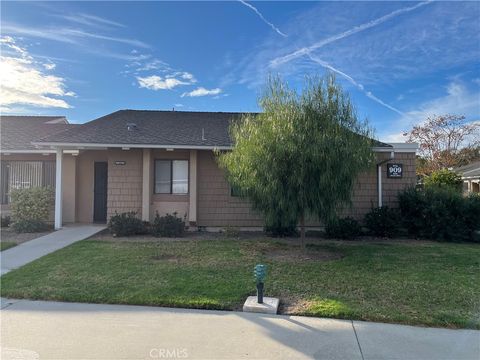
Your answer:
[0,116,75,151]
[33,109,392,149]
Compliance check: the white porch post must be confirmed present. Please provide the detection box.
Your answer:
[377,164,383,207]
[142,148,152,221]
[189,150,197,224]
[54,148,63,229]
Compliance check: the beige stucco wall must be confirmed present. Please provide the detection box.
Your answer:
[76,150,108,223]
[0,153,76,223]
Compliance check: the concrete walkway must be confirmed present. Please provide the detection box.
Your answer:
[1,224,106,275]
[1,299,478,360]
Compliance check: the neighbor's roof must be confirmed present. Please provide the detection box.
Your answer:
[0,116,74,152]
[454,161,480,179]
[32,109,392,149]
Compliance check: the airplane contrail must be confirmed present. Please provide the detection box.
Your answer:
[239,0,287,38]
[308,54,405,116]
[270,1,432,67]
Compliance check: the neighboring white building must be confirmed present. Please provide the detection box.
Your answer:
[454,161,480,194]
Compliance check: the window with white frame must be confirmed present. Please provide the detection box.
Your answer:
[0,161,55,204]
[154,160,188,194]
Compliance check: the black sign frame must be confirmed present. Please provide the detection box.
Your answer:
[387,163,403,178]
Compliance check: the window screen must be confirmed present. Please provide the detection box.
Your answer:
[0,161,55,204]
[172,160,188,194]
[154,160,172,194]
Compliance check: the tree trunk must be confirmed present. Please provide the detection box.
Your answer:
[300,213,305,250]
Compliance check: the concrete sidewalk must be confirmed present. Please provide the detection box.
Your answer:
[1,224,106,275]
[1,299,478,360]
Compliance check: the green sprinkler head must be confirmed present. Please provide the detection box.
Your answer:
[254,264,267,284]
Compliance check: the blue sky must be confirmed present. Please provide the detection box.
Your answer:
[1,1,479,141]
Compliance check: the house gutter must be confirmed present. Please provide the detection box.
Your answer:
[376,151,395,207]
[31,143,407,152]
[30,142,233,151]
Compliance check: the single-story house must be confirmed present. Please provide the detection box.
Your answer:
[0,110,417,230]
[454,161,480,194]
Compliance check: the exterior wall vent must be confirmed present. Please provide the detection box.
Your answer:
[126,123,137,131]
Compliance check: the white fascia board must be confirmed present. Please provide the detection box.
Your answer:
[372,147,394,153]
[387,143,418,152]
[30,141,418,153]
[31,142,233,151]
[1,149,78,154]
[0,149,56,154]
[462,175,480,180]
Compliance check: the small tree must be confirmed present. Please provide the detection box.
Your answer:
[218,75,375,247]
[404,114,479,174]
[424,169,462,191]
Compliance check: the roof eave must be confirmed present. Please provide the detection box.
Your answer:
[0,149,57,154]
[30,142,233,151]
[31,141,417,153]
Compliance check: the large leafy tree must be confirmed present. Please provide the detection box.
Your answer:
[218,75,375,247]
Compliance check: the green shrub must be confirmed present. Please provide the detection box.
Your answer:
[1,215,11,228]
[399,187,480,242]
[424,169,462,191]
[108,211,146,237]
[364,206,400,238]
[325,217,362,240]
[10,187,53,233]
[151,212,185,237]
[12,220,49,233]
[398,187,427,236]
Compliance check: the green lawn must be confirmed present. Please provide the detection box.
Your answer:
[0,242,17,251]
[1,238,479,329]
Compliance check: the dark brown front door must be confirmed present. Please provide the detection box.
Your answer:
[93,162,108,223]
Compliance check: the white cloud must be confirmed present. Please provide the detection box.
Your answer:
[0,36,74,110]
[43,62,56,70]
[402,82,479,123]
[238,0,287,37]
[137,75,186,90]
[135,59,170,72]
[2,23,149,48]
[0,36,30,59]
[380,80,480,142]
[382,132,407,143]
[179,72,195,81]
[136,71,197,91]
[181,87,222,97]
